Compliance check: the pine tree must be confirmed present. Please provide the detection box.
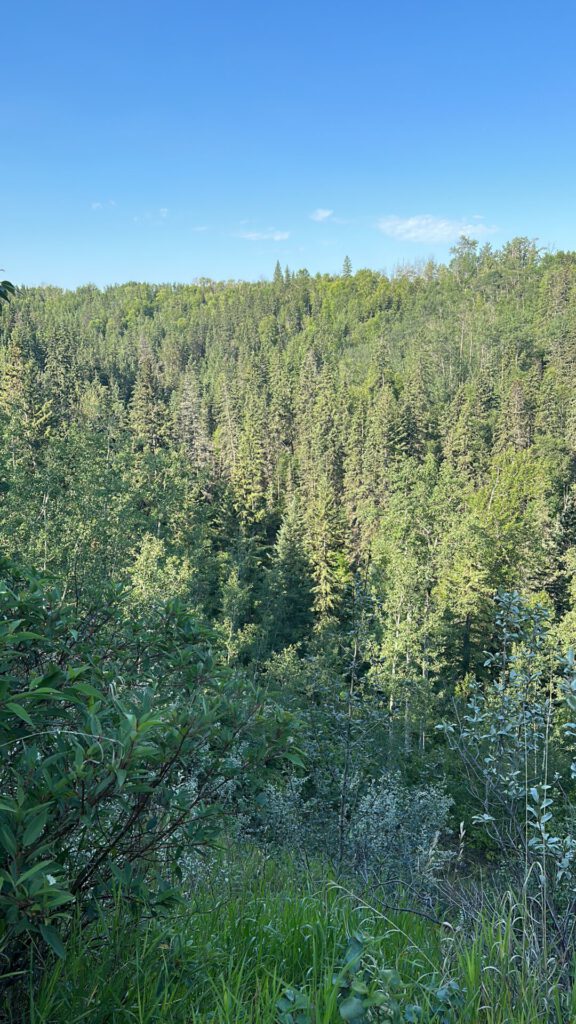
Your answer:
[176,369,213,470]
[263,498,314,650]
[0,336,53,470]
[305,475,351,619]
[129,352,170,452]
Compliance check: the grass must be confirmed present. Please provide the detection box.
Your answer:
[3,849,575,1023]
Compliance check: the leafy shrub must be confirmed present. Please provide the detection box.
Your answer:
[276,930,463,1023]
[248,770,452,885]
[0,557,294,972]
[248,646,454,883]
[348,773,453,883]
[439,591,576,964]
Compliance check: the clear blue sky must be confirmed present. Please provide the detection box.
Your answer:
[3,0,576,287]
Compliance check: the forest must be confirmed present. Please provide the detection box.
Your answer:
[3,238,576,1021]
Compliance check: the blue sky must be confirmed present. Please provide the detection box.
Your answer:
[3,0,576,287]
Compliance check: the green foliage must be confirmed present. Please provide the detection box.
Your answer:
[16,851,575,1024]
[0,278,15,305]
[0,558,294,969]
[5,246,576,1013]
[439,591,576,962]
[331,932,411,1022]
[277,931,419,1023]
[0,245,574,715]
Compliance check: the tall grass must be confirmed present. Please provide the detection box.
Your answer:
[3,849,574,1023]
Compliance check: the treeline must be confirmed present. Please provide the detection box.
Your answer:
[2,237,576,731]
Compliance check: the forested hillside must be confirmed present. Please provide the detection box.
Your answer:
[4,239,576,1021]
[2,239,576,680]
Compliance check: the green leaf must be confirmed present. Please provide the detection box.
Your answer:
[66,667,91,681]
[0,824,18,856]
[39,923,66,959]
[404,1007,423,1022]
[343,935,364,969]
[19,687,61,699]
[6,631,43,642]
[284,751,305,768]
[339,995,366,1021]
[6,702,34,726]
[70,682,102,699]
[23,808,48,846]
[15,860,56,886]
[0,618,23,635]
[41,891,75,908]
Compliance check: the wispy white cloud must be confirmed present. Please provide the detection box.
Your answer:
[377,214,498,243]
[310,208,334,222]
[133,208,170,226]
[91,200,116,210]
[192,225,209,232]
[238,230,290,241]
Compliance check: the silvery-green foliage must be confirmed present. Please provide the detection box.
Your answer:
[347,772,453,883]
[247,775,323,850]
[247,770,452,885]
[438,593,556,848]
[465,593,551,799]
[439,591,576,956]
[249,639,454,883]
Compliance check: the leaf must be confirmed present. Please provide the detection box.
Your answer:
[6,702,34,726]
[19,687,61,699]
[404,1007,423,1022]
[0,824,18,856]
[14,860,56,886]
[70,682,102,699]
[42,891,75,908]
[39,923,66,959]
[343,935,364,969]
[23,808,48,846]
[7,631,43,642]
[0,618,23,635]
[66,666,91,681]
[339,995,366,1021]
[284,751,305,768]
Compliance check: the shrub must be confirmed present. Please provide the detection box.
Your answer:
[0,557,294,973]
[348,772,453,883]
[438,591,576,964]
[247,769,452,886]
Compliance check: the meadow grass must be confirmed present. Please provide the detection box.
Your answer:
[5,849,574,1023]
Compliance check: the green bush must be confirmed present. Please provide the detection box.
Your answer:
[0,558,294,973]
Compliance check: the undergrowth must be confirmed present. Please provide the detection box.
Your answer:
[3,849,574,1024]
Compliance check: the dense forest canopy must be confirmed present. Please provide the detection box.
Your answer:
[2,238,576,684]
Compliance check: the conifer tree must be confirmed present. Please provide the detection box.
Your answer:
[129,351,170,453]
[263,497,314,650]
